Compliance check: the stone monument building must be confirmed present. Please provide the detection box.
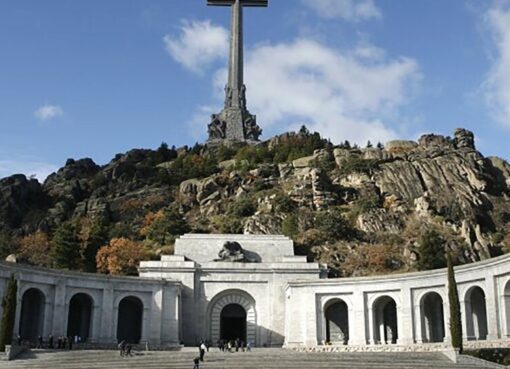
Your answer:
[2,233,510,352]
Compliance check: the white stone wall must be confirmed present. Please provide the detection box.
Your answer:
[0,261,181,346]
[284,253,510,348]
[139,234,323,347]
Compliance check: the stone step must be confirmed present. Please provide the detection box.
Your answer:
[0,349,492,369]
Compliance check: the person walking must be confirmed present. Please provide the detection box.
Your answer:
[125,344,132,356]
[48,335,54,349]
[37,335,43,349]
[118,340,126,356]
[193,357,200,369]
[199,341,206,362]
[68,336,73,350]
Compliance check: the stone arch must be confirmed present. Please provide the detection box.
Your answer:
[465,286,488,340]
[19,288,46,342]
[116,296,143,344]
[209,290,256,345]
[504,280,510,337]
[324,299,349,344]
[420,292,445,343]
[373,296,398,344]
[67,293,93,342]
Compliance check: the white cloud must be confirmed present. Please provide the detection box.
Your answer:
[0,159,58,182]
[483,4,510,126]
[34,104,64,121]
[301,0,382,22]
[163,20,228,73]
[206,39,420,145]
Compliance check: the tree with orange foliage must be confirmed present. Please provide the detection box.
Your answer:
[96,238,149,276]
[18,230,51,267]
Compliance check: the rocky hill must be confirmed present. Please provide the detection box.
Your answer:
[1,127,510,277]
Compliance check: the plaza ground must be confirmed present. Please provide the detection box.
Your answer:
[0,348,495,369]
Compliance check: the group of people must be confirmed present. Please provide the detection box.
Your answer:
[20,334,80,350]
[117,340,133,357]
[193,338,252,368]
[216,338,250,352]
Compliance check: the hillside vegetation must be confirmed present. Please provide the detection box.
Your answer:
[1,127,510,277]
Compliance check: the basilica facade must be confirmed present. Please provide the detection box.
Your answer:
[1,233,510,351]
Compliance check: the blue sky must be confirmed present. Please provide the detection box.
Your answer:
[1,0,510,180]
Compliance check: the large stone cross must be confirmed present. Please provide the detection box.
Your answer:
[207,0,267,143]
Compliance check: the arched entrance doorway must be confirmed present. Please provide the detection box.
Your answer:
[465,286,488,340]
[325,300,349,344]
[220,304,247,342]
[117,296,143,344]
[19,288,45,342]
[209,290,256,345]
[67,293,93,342]
[421,292,445,343]
[373,296,398,344]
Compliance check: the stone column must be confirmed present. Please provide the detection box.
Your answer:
[443,296,451,343]
[413,303,423,343]
[367,306,375,345]
[90,301,102,343]
[398,288,414,345]
[485,276,500,340]
[350,290,367,345]
[51,280,67,337]
[100,286,114,343]
[460,297,470,341]
[149,288,163,345]
[500,293,510,338]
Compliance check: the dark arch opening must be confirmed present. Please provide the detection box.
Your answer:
[67,293,93,342]
[325,300,349,344]
[220,304,247,342]
[19,288,45,342]
[117,296,143,344]
[466,287,488,340]
[374,296,398,344]
[421,292,445,343]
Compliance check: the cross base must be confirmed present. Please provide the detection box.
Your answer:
[207,107,262,143]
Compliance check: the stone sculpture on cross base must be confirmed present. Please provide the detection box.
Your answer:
[206,0,267,143]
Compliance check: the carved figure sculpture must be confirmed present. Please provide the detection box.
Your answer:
[244,116,262,141]
[216,241,245,262]
[208,114,226,139]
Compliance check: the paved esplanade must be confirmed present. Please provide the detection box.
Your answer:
[207,0,265,143]
[1,349,492,369]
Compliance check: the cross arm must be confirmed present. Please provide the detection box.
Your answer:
[207,0,268,7]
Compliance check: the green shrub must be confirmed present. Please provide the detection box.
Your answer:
[282,214,299,238]
[272,193,296,214]
[227,198,257,218]
[338,157,379,175]
[315,209,356,242]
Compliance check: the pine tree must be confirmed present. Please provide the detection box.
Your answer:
[0,275,17,352]
[417,230,446,270]
[81,220,108,273]
[51,221,81,270]
[447,253,463,352]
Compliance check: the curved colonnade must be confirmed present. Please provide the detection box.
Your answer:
[284,253,510,348]
[3,250,510,349]
[0,262,181,346]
